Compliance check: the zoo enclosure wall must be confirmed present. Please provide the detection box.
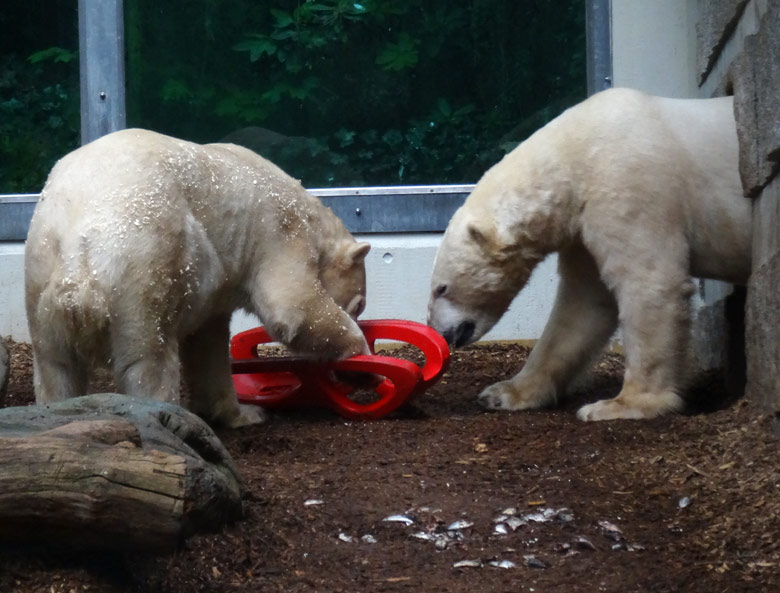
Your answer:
[4,2,725,353]
[3,0,611,341]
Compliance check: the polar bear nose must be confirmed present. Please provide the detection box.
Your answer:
[443,320,475,348]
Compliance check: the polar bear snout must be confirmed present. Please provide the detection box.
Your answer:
[428,295,482,347]
[442,320,476,348]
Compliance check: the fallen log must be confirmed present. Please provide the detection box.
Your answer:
[0,394,243,552]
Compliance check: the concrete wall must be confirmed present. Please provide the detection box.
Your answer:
[230,234,560,345]
[1,236,559,344]
[612,0,699,97]
[612,0,744,382]
[0,244,26,341]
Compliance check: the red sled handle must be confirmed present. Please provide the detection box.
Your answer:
[356,319,450,391]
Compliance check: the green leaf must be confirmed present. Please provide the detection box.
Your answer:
[232,35,277,62]
[381,129,403,146]
[271,29,296,41]
[261,86,284,104]
[287,76,319,99]
[436,97,451,118]
[215,92,270,123]
[334,128,356,147]
[1,98,23,113]
[307,3,336,13]
[270,8,294,28]
[452,104,476,119]
[161,79,193,102]
[27,47,76,64]
[376,33,418,71]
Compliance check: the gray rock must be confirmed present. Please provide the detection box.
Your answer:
[729,1,780,196]
[696,0,749,84]
[746,249,780,413]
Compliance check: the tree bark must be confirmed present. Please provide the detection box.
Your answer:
[0,394,243,552]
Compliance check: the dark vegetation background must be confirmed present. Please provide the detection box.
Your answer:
[1,0,585,192]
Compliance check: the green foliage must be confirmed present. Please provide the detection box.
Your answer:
[1,1,585,191]
[0,53,79,192]
[1,1,79,192]
[0,0,585,191]
[132,1,581,185]
[376,33,419,71]
[27,47,77,64]
[232,35,278,62]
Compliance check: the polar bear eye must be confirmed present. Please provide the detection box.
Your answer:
[346,294,366,318]
[435,284,448,297]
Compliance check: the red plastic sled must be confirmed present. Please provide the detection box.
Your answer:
[230,319,450,419]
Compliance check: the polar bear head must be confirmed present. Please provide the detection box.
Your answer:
[320,239,372,319]
[257,237,372,360]
[427,204,541,347]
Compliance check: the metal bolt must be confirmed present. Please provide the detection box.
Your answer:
[355,208,362,216]
[99,91,107,100]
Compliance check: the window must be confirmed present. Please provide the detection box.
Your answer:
[125,0,586,188]
[0,1,79,194]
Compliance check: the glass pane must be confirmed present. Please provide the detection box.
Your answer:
[0,1,79,194]
[126,1,585,188]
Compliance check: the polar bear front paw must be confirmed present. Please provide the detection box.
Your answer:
[478,382,514,410]
[576,391,683,421]
[576,400,644,421]
[220,403,267,428]
[477,379,553,411]
[228,404,267,428]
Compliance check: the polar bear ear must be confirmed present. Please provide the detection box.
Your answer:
[467,222,493,249]
[348,241,371,263]
[467,222,523,263]
[467,222,507,256]
[330,241,370,270]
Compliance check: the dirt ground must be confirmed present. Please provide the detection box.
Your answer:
[1,338,779,593]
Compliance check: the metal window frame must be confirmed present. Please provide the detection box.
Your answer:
[0,195,38,242]
[1,1,611,241]
[314,185,474,233]
[586,0,613,95]
[78,0,126,145]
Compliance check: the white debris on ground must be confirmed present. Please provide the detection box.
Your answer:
[382,514,415,526]
[325,503,647,569]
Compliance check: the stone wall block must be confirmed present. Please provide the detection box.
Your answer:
[697,0,749,83]
[746,250,780,411]
[729,1,780,196]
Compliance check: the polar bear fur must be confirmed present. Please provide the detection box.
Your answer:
[428,88,751,421]
[25,128,371,428]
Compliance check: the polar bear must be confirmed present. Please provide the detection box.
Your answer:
[427,88,751,421]
[25,128,371,428]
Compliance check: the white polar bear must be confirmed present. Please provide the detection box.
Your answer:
[25,128,371,428]
[428,88,751,421]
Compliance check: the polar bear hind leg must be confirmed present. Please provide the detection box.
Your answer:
[575,229,693,421]
[32,341,89,403]
[109,311,182,404]
[29,285,90,402]
[181,315,266,428]
[479,245,619,411]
